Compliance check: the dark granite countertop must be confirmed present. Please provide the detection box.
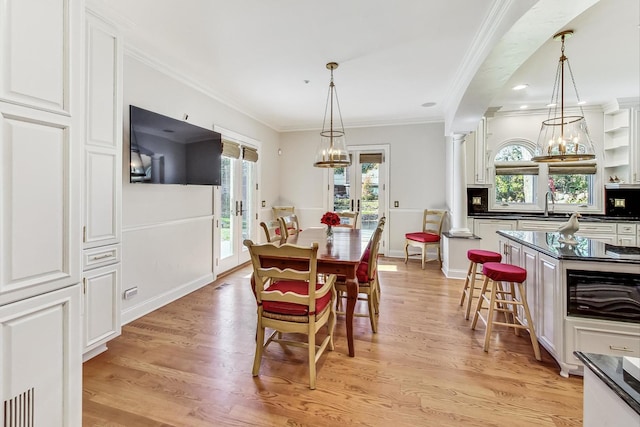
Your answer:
[574,351,640,415]
[497,230,640,264]
[469,212,640,222]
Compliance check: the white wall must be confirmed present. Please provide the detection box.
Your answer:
[121,54,280,323]
[279,123,447,256]
[486,108,604,156]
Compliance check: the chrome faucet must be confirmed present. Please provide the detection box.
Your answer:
[544,191,555,217]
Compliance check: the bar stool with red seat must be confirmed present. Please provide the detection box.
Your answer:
[471,262,541,361]
[459,249,502,320]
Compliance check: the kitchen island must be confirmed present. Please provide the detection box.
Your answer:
[496,230,640,377]
[574,351,640,426]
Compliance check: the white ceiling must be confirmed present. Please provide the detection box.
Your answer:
[91,0,639,133]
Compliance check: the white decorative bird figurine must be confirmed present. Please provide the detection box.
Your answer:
[558,212,581,244]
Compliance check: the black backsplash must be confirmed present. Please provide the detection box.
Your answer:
[467,188,488,213]
[605,188,640,217]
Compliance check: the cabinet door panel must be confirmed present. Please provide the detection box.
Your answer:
[521,247,538,327]
[0,0,68,112]
[1,112,79,303]
[84,149,118,247]
[84,263,121,350]
[538,255,559,355]
[0,285,81,426]
[86,21,118,148]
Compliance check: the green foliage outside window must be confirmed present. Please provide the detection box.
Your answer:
[549,174,590,204]
[494,143,592,206]
[494,144,534,204]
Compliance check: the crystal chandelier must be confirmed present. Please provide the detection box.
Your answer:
[313,62,351,168]
[532,30,596,162]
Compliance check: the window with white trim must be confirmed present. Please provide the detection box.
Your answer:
[494,143,538,206]
[492,140,598,212]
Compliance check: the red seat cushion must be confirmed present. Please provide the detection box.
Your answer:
[356,261,373,282]
[361,239,373,263]
[261,280,332,316]
[405,232,440,243]
[467,249,502,264]
[482,262,526,283]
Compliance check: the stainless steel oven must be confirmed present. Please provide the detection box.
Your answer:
[567,269,640,323]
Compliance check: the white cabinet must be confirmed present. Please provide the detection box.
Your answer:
[1,0,83,423]
[0,0,83,306]
[520,246,538,329]
[82,13,123,359]
[603,99,639,184]
[517,220,564,232]
[537,253,561,366]
[474,219,517,251]
[575,222,617,243]
[83,263,121,360]
[0,285,82,426]
[473,117,488,184]
[616,223,637,246]
[583,367,640,427]
[83,13,122,250]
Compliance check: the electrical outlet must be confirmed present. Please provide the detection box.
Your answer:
[394,201,399,208]
[123,287,138,300]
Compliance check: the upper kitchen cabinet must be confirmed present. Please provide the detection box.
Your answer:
[466,117,489,186]
[83,12,122,249]
[0,0,84,305]
[603,98,639,184]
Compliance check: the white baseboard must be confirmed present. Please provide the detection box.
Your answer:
[82,344,108,362]
[121,273,214,325]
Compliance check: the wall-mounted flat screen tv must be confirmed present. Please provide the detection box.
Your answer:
[129,105,222,185]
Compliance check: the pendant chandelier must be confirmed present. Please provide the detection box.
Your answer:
[313,62,351,168]
[532,30,596,163]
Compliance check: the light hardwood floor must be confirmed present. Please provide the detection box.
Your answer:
[83,257,584,426]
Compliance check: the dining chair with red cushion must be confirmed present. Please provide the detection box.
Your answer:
[335,222,384,332]
[404,209,447,269]
[244,239,337,390]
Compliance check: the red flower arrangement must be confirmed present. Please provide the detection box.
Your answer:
[320,211,341,227]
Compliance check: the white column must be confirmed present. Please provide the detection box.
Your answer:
[449,133,472,236]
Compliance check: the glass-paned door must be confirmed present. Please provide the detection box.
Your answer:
[330,148,387,251]
[218,156,255,273]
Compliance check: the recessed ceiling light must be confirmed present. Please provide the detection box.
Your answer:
[421,102,437,107]
[512,84,529,91]
[577,100,587,105]
[546,103,557,107]
[519,105,528,109]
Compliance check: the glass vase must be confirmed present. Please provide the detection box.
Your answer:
[326,225,334,243]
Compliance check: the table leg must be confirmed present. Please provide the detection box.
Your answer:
[345,276,359,357]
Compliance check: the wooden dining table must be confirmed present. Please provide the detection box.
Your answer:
[266,226,364,357]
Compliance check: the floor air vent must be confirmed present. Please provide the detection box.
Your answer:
[3,388,34,427]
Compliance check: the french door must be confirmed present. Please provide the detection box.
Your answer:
[329,146,388,251]
[216,150,257,273]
